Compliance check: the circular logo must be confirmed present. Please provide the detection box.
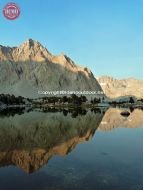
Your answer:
[3,2,20,20]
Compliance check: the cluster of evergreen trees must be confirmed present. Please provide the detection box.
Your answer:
[91,97,104,104]
[0,93,106,106]
[33,94,104,105]
[40,94,87,105]
[39,95,104,105]
[0,94,25,105]
[110,97,135,105]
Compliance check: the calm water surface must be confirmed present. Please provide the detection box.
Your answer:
[0,108,143,190]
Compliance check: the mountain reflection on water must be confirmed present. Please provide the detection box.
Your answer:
[99,108,143,130]
[0,108,143,190]
[0,107,142,174]
[0,108,105,173]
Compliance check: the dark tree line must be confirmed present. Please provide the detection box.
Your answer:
[0,94,25,105]
[91,97,101,104]
[40,94,87,105]
[109,97,135,105]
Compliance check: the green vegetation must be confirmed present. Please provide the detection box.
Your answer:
[0,94,25,105]
[91,97,101,104]
[33,94,88,106]
[0,94,142,110]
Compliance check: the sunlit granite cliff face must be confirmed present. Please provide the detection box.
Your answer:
[0,110,104,173]
[0,39,102,98]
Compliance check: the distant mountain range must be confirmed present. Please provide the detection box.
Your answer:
[98,76,143,99]
[0,39,102,98]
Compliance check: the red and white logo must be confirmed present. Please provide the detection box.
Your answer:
[3,2,20,20]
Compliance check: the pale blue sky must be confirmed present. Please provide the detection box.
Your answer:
[0,0,143,79]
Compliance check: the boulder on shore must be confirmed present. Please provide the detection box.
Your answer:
[120,111,130,117]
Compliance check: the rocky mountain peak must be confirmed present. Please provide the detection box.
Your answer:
[0,39,103,98]
[19,39,44,50]
[13,39,52,62]
[0,39,53,62]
